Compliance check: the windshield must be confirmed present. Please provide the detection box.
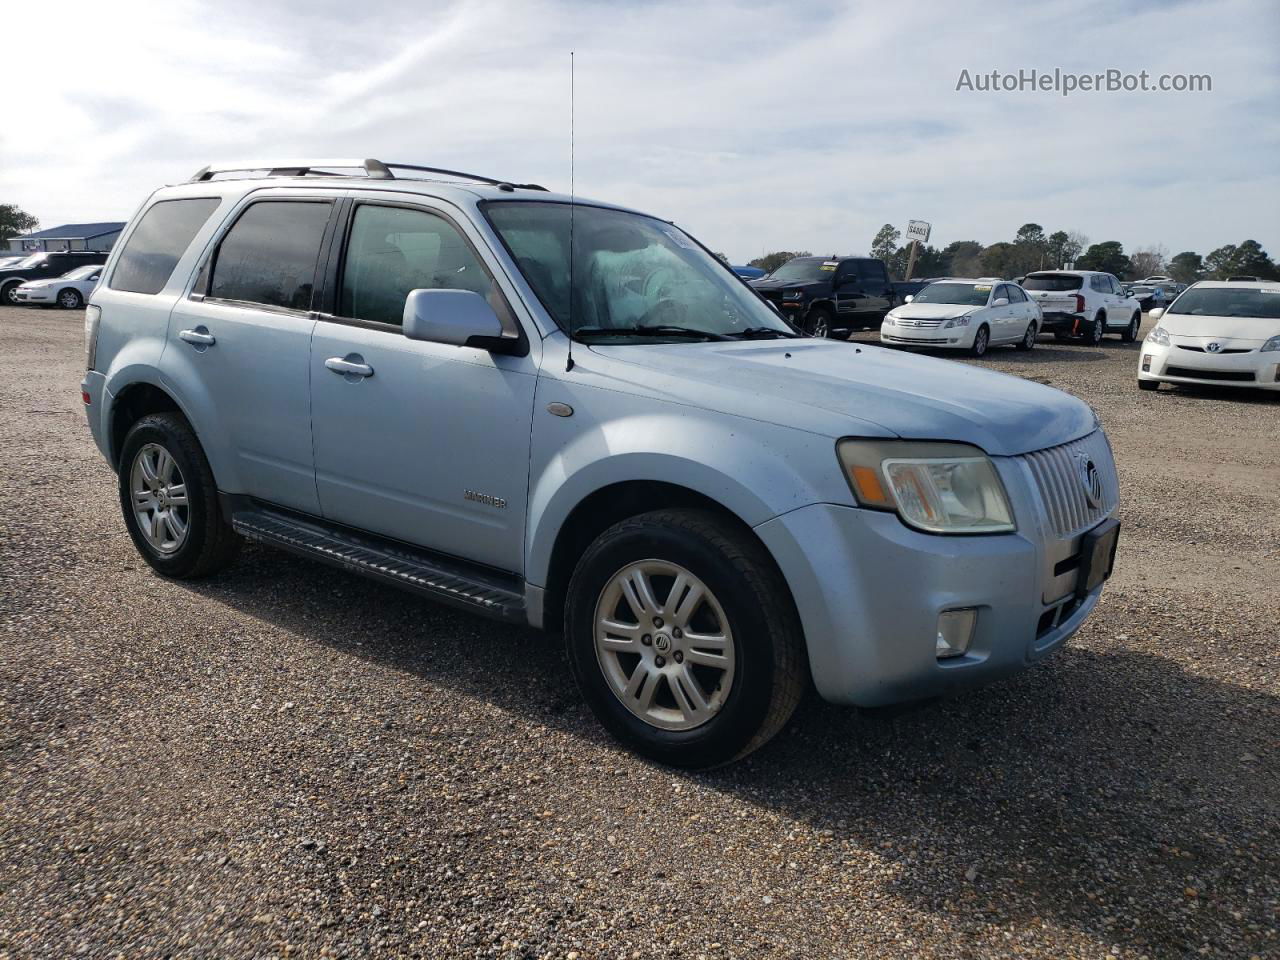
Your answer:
[767,258,837,282]
[484,201,793,340]
[61,265,100,280]
[1167,287,1280,319]
[911,282,992,306]
[14,254,49,269]
[1129,286,1154,295]
[1022,274,1082,292]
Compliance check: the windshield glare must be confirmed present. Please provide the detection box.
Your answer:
[1022,274,1082,292]
[15,254,48,268]
[1168,287,1280,319]
[911,282,991,307]
[768,258,836,282]
[484,201,792,339]
[61,265,100,280]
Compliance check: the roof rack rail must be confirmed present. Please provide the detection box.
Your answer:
[188,158,548,191]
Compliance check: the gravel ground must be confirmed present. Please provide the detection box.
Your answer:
[1,307,1276,960]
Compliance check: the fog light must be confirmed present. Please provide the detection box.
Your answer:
[1141,354,1152,371]
[936,608,977,659]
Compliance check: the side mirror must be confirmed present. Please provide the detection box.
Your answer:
[991,297,1010,307]
[1149,308,1164,320]
[904,294,914,303]
[402,289,514,352]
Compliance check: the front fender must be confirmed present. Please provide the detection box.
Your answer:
[524,388,850,588]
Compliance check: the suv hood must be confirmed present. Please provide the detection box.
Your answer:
[1158,312,1280,343]
[589,340,1095,456]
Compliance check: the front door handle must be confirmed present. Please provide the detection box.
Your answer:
[179,328,216,347]
[325,356,374,379]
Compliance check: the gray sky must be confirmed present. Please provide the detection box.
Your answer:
[3,0,1277,262]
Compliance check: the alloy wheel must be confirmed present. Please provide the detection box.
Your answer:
[129,442,190,554]
[593,559,735,731]
[58,290,81,309]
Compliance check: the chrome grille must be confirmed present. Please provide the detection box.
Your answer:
[896,318,945,328]
[1020,430,1119,539]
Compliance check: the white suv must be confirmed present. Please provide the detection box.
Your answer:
[1022,270,1143,344]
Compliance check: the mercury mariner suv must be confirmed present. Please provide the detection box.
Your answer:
[82,159,1121,767]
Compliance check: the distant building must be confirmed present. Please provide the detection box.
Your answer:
[7,222,126,253]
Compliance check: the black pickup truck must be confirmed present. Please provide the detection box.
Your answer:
[750,256,896,338]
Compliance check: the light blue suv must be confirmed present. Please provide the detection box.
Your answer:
[82,159,1120,767]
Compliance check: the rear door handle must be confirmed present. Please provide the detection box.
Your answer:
[325,356,374,378]
[179,328,216,346]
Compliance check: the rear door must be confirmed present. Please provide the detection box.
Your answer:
[167,195,337,514]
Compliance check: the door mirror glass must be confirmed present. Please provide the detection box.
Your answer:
[403,289,506,349]
[991,297,1010,307]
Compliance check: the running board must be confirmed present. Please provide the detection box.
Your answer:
[230,505,526,623]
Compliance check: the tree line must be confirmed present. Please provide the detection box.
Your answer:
[748,223,1278,284]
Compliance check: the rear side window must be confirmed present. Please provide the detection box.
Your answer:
[209,201,332,311]
[110,198,221,295]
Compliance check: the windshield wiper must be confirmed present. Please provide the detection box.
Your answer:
[729,326,800,339]
[572,325,733,342]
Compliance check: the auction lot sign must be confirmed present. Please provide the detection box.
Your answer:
[906,220,932,244]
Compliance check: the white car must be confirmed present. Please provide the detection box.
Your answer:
[12,264,103,309]
[1139,280,1280,392]
[1021,270,1143,344]
[881,279,1041,356]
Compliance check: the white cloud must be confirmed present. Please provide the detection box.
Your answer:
[2,0,1276,261]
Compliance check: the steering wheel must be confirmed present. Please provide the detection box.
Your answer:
[639,297,688,327]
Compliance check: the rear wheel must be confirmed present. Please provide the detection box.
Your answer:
[565,508,805,768]
[1086,314,1105,346]
[1015,321,1037,351]
[805,306,834,339]
[118,413,239,579]
[57,288,83,310]
[969,324,990,357]
[1121,311,1140,343]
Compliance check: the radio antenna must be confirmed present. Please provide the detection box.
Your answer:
[566,50,576,372]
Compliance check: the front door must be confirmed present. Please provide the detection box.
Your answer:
[165,196,335,515]
[308,200,538,573]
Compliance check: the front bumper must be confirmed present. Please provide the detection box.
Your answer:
[880,323,972,349]
[755,468,1113,707]
[1139,341,1280,390]
[14,289,52,303]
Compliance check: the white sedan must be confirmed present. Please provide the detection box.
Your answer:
[1139,280,1280,392]
[13,264,103,309]
[881,280,1041,356]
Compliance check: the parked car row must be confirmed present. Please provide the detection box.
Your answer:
[0,250,108,307]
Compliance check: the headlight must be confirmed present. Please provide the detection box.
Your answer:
[1146,325,1170,346]
[1262,335,1280,352]
[837,439,1016,534]
[782,290,804,300]
[883,314,896,326]
[944,313,972,328]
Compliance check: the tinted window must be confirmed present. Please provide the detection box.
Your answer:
[1023,274,1082,292]
[209,201,330,310]
[1008,285,1027,302]
[111,198,221,295]
[340,204,501,327]
[856,260,887,282]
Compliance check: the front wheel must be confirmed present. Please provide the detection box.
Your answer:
[118,412,239,579]
[565,509,806,768]
[969,324,990,357]
[1121,312,1140,343]
[805,306,833,339]
[57,288,83,310]
[1015,321,1037,351]
[1,282,20,306]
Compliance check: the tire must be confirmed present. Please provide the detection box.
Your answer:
[1086,314,1105,346]
[1121,312,1140,343]
[1015,321,1037,351]
[1,282,20,306]
[969,324,990,357]
[57,288,83,310]
[1138,379,1159,392]
[117,412,239,579]
[805,306,834,339]
[564,508,806,768]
